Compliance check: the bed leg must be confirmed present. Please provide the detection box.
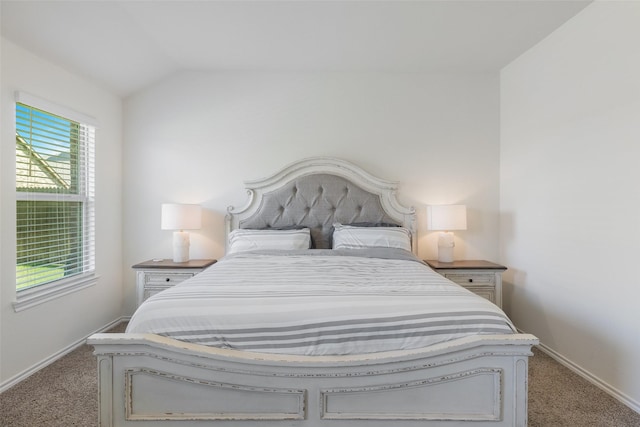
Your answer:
[97,355,113,427]
[514,356,530,426]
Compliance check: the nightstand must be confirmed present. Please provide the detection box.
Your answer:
[132,259,217,307]
[425,260,507,308]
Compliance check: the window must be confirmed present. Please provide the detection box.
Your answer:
[14,93,96,310]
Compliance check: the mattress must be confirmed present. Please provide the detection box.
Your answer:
[126,249,516,356]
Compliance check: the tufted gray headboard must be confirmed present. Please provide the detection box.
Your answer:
[239,173,399,249]
[226,157,417,253]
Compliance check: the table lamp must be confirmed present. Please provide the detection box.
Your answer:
[427,204,467,263]
[161,203,202,262]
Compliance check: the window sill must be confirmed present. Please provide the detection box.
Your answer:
[13,273,99,312]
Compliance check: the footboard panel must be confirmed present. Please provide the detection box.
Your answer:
[89,333,537,427]
[125,367,306,421]
[321,367,502,421]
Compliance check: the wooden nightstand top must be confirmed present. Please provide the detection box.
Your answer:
[424,260,506,270]
[132,259,217,269]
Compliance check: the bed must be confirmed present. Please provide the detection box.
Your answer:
[89,157,538,427]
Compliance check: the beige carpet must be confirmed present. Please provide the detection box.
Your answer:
[1,323,639,426]
[528,349,640,426]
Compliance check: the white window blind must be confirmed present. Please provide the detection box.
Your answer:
[15,99,95,293]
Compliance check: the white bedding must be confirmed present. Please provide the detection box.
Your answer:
[126,249,516,356]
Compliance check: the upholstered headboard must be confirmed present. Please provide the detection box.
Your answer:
[225,157,417,253]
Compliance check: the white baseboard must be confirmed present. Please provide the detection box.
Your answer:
[533,337,640,414]
[0,316,128,393]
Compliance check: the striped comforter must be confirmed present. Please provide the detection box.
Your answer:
[126,249,516,356]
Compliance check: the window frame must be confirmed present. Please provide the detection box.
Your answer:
[13,92,98,312]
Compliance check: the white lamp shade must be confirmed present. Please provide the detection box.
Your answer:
[427,205,467,231]
[161,204,202,230]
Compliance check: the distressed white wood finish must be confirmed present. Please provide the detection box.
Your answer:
[89,333,537,426]
[90,158,538,426]
[225,157,418,254]
[425,261,507,308]
[133,260,216,308]
[444,270,503,308]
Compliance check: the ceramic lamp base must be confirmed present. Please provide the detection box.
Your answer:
[437,231,455,263]
[172,231,190,263]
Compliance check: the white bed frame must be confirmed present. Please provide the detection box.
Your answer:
[89,157,538,427]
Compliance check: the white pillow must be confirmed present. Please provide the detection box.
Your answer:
[332,223,412,251]
[227,228,311,254]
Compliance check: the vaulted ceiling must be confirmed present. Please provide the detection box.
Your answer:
[1,1,591,97]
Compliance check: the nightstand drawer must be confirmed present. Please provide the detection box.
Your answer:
[425,260,506,308]
[145,272,194,285]
[463,286,496,303]
[133,259,217,308]
[443,273,495,287]
[142,286,171,302]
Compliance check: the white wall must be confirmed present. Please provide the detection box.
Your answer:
[500,1,640,411]
[0,39,124,386]
[123,71,501,314]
